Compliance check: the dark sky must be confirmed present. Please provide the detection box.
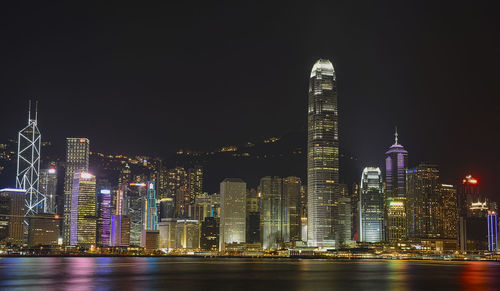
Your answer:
[1,1,499,194]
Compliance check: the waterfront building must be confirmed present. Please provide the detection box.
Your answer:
[406,164,441,239]
[488,211,498,252]
[359,167,384,243]
[27,213,60,246]
[283,177,301,242]
[16,101,44,217]
[385,129,408,242]
[110,214,130,247]
[39,168,57,213]
[158,218,177,249]
[144,181,158,231]
[69,171,97,246]
[98,188,112,246]
[440,184,458,240]
[337,184,353,245]
[0,188,25,245]
[219,178,246,250]
[63,138,90,244]
[176,219,200,249]
[201,216,219,251]
[125,182,146,246]
[261,176,283,249]
[307,59,339,247]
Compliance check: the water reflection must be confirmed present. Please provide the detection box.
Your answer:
[1,257,500,290]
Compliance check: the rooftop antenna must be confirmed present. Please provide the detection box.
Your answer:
[394,126,399,145]
[28,99,32,123]
[35,99,38,122]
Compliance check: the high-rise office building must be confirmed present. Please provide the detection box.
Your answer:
[440,184,458,239]
[458,175,494,251]
[0,188,25,245]
[201,216,219,251]
[406,164,441,239]
[359,167,384,243]
[142,181,159,249]
[63,138,89,244]
[337,184,352,245]
[16,101,44,217]
[39,168,57,214]
[98,188,112,246]
[487,211,498,252]
[70,171,97,246]
[220,178,246,250]
[110,186,130,247]
[307,59,339,247]
[261,176,283,249]
[27,213,60,247]
[166,167,187,198]
[187,166,203,204]
[385,129,408,242]
[283,177,301,243]
[125,183,146,246]
[158,197,175,220]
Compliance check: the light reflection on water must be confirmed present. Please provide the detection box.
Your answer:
[0,257,499,290]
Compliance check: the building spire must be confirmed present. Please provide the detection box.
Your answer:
[34,99,38,122]
[394,126,399,145]
[28,99,31,123]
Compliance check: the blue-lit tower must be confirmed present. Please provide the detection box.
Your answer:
[488,211,498,252]
[145,181,158,230]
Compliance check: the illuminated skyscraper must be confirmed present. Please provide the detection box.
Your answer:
[187,166,203,204]
[488,211,498,252]
[359,167,384,243]
[126,182,146,246]
[261,176,283,249]
[70,171,97,246]
[458,175,494,251]
[219,178,246,251]
[385,128,408,242]
[39,168,57,214]
[16,101,44,216]
[307,59,339,247]
[98,188,112,246]
[406,164,441,238]
[144,181,158,231]
[283,177,301,242]
[63,138,89,244]
[440,184,458,239]
[0,188,25,245]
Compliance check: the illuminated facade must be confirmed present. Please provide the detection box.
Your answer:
[406,164,441,239]
[0,188,25,245]
[27,213,60,246]
[39,168,57,214]
[125,183,146,246]
[261,176,283,249]
[70,171,97,246]
[440,184,458,239]
[307,59,339,247]
[63,138,89,244]
[283,177,301,242]
[488,211,498,252]
[187,166,203,204]
[385,129,408,242]
[16,101,44,216]
[359,167,384,243]
[145,181,158,231]
[99,189,112,246]
[220,178,246,250]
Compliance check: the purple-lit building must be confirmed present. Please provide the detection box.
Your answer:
[99,189,112,246]
[385,128,408,242]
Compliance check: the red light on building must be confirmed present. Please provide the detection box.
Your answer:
[79,138,86,143]
[54,214,60,219]
[463,175,479,185]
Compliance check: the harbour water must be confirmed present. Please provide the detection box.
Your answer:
[1,257,499,290]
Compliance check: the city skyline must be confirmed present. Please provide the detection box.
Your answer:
[1,2,499,198]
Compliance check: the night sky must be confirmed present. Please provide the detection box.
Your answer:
[1,2,499,195]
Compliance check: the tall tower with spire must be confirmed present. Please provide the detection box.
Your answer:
[385,127,408,242]
[16,100,45,216]
[307,59,340,247]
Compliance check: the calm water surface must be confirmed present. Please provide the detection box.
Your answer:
[1,257,499,290]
